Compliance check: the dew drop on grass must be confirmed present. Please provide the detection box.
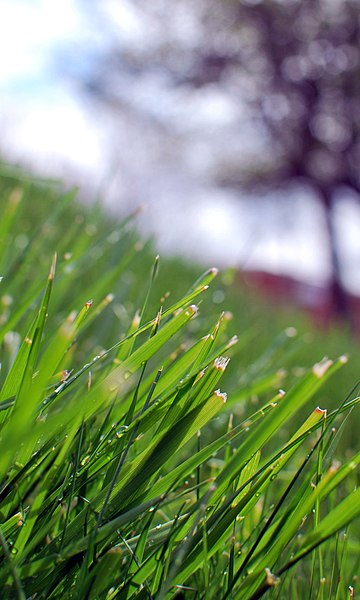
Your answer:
[212,290,225,304]
[2,295,13,307]
[85,224,97,236]
[107,231,121,244]
[116,426,128,438]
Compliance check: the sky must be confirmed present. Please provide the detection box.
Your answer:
[0,0,359,293]
[0,0,107,175]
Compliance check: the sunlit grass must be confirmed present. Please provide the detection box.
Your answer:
[0,174,359,599]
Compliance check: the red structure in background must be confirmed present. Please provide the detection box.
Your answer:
[240,270,360,337]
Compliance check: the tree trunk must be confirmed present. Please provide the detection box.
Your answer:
[317,186,349,322]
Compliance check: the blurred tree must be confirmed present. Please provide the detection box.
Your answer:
[75,0,360,322]
[185,0,360,320]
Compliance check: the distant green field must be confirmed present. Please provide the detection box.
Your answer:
[0,167,359,599]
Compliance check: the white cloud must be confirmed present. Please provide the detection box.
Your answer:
[1,88,107,178]
[0,0,82,86]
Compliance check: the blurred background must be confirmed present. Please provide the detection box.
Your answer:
[1,0,360,332]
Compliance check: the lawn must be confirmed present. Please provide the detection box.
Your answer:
[0,166,359,599]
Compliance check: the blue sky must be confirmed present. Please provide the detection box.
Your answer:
[0,0,107,173]
[0,0,359,291]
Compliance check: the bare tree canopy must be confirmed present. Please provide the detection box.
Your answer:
[205,0,360,319]
[74,0,360,323]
